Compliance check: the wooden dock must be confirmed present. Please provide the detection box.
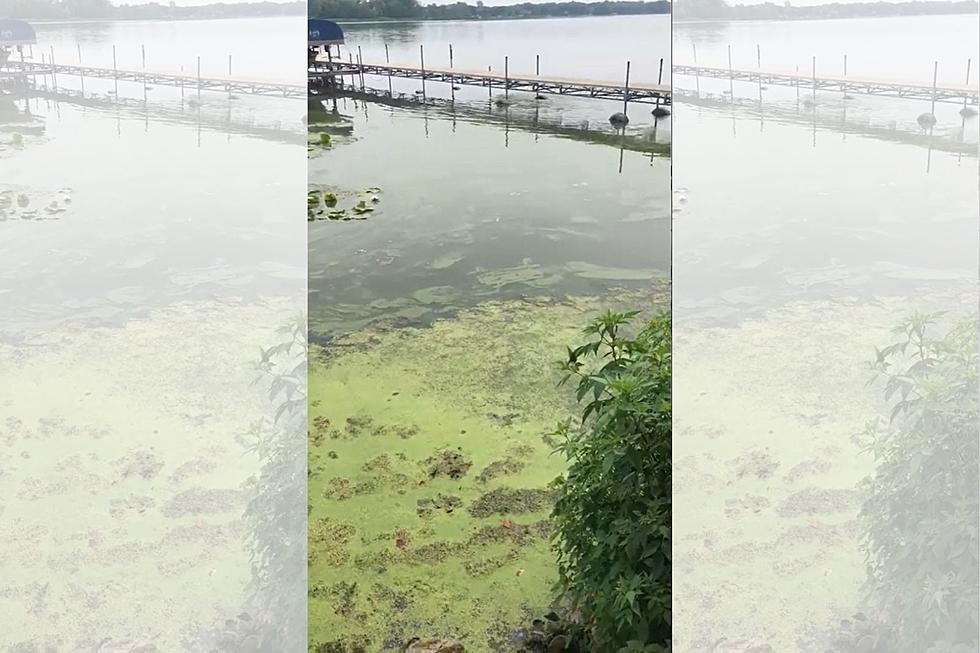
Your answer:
[310,59,671,106]
[674,64,978,105]
[3,60,305,98]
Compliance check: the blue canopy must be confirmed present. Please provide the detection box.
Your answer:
[0,20,36,46]
[308,19,344,46]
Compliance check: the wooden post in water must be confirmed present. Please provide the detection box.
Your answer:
[384,43,392,96]
[141,44,147,102]
[693,43,700,96]
[180,64,184,100]
[488,65,492,99]
[449,44,454,103]
[622,59,631,117]
[77,43,84,96]
[357,45,365,90]
[654,57,664,112]
[50,46,57,91]
[930,60,938,116]
[843,53,847,92]
[756,43,762,101]
[504,55,509,98]
[811,55,817,101]
[795,64,800,100]
[965,58,973,110]
[727,44,733,99]
[227,54,232,95]
[112,45,118,99]
[197,55,201,99]
[419,44,426,99]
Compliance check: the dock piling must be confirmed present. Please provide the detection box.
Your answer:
[384,43,392,96]
[655,57,664,112]
[357,45,365,90]
[965,58,973,109]
[449,44,455,103]
[420,44,426,99]
[77,43,84,96]
[197,55,201,98]
[112,45,118,100]
[693,43,700,96]
[488,65,492,99]
[756,44,762,101]
[930,60,938,115]
[811,55,817,101]
[141,44,147,102]
[727,44,733,99]
[622,59,631,117]
[504,55,509,98]
[50,46,57,91]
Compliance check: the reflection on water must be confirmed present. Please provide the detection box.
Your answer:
[308,95,670,339]
[1,21,307,648]
[307,80,670,648]
[672,14,978,653]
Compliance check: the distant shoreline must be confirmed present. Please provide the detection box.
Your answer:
[674,10,977,24]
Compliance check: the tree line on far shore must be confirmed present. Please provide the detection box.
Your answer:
[675,0,977,20]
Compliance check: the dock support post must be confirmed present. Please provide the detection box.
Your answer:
[811,55,817,101]
[693,43,700,96]
[112,45,118,100]
[843,53,847,93]
[930,60,938,116]
[141,44,147,102]
[180,64,184,100]
[504,55,509,98]
[795,64,800,101]
[756,44,762,102]
[50,46,57,92]
[385,43,392,96]
[727,44,733,100]
[197,55,201,99]
[77,44,84,96]
[488,65,492,99]
[622,59,631,117]
[227,54,232,95]
[357,45,365,91]
[534,53,540,96]
[655,57,664,112]
[965,58,973,110]
[449,44,454,103]
[419,44,426,99]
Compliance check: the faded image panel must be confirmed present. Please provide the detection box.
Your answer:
[307,6,671,652]
[0,6,307,652]
[672,1,978,651]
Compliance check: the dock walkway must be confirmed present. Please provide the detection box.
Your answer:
[674,64,978,105]
[3,60,305,98]
[311,59,671,105]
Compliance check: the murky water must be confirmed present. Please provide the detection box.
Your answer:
[307,17,671,651]
[672,13,977,652]
[1,19,306,652]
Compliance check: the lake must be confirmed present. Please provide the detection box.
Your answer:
[672,13,978,652]
[307,14,671,652]
[1,17,307,652]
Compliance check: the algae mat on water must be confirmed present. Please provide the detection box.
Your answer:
[308,290,667,651]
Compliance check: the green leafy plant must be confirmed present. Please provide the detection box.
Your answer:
[550,310,671,651]
[855,312,978,653]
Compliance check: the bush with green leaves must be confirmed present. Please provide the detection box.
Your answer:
[856,312,978,653]
[550,310,671,652]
